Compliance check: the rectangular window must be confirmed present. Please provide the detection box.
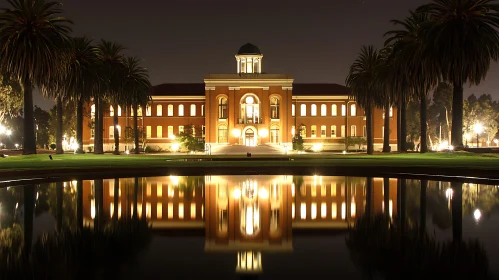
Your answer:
[363,125,367,137]
[331,125,336,138]
[157,203,163,219]
[311,125,317,138]
[351,125,356,137]
[201,105,204,117]
[157,126,163,138]
[179,125,184,134]
[321,202,327,218]
[341,104,346,116]
[332,104,337,116]
[137,106,142,117]
[321,125,326,138]
[341,125,345,137]
[350,104,356,116]
[157,184,163,197]
[146,126,151,138]
[146,105,152,116]
[311,104,317,116]
[331,203,337,219]
[109,126,114,138]
[168,126,174,138]
[390,107,393,117]
[218,126,228,143]
[311,203,317,220]
[110,106,114,117]
[291,126,295,136]
[382,126,384,139]
[190,104,196,116]
[202,125,206,137]
[300,126,306,138]
[292,104,295,116]
[300,203,306,220]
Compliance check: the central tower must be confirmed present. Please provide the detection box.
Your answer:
[235,43,263,74]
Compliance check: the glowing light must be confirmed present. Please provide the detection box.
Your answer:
[342,150,347,155]
[312,143,323,152]
[171,143,180,152]
[170,175,179,185]
[233,188,241,199]
[169,134,176,140]
[5,130,12,136]
[258,187,268,199]
[464,133,471,141]
[15,144,19,149]
[125,150,130,154]
[494,139,498,146]
[91,199,95,219]
[232,129,241,137]
[474,209,482,222]
[0,125,5,134]
[474,123,483,134]
[258,129,268,137]
[445,188,453,199]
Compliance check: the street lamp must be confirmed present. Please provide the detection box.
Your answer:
[474,123,483,147]
[464,133,471,147]
[232,129,241,145]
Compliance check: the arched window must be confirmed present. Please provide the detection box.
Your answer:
[167,104,173,116]
[240,95,260,124]
[137,106,143,117]
[270,97,280,119]
[389,106,393,117]
[331,104,337,116]
[300,126,307,138]
[311,104,317,116]
[311,125,317,137]
[110,105,114,117]
[321,104,327,116]
[331,125,336,137]
[341,104,346,116]
[218,125,228,143]
[157,105,163,116]
[321,125,326,138]
[190,104,196,116]
[178,104,184,116]
[300,104,306,116]
[350,104,356,116]
[292,104,295,116]
[218,98,227,119]
[146,104,152,116]
[157,126,163,138]
[117,106,121,116]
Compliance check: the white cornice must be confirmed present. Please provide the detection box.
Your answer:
[151,95,205,101]
[282,86,292,90]
[228,87,240,90]
[205,87,216,90]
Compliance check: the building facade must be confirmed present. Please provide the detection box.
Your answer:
[82,43,397,152]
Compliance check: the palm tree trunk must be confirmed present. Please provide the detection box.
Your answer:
[383,177,390,221]
[451,182,462,242]
[420,93,428,153]
[383,102,391,153]
[397,99,402,152]
[365,177,373,219]
[23,184,35,255]
[133,177,139,220]
[113,178,119,221]
[77,180,83,230]
[94,97,104,154]
[399,178,407,235]
[451,83,464,149]
[134,104,139,154]
[56,96,64,154]
[366,103,374,155]
[94,179,104,231]
[76,98,84,154]
[22,80,37,154]
[400,98,407,152]
[113,103,120,155]
[56,181,63,231]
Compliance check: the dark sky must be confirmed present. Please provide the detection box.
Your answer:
[7,0,497,110]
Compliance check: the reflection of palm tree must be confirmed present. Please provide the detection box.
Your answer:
[23,185,35,255]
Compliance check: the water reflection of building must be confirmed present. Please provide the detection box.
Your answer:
[81,175,399,274]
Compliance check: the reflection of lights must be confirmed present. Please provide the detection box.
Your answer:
[474,209,482,222]
[258,187,268,199]
[91,199,95,219]
[445,188,453,199]
[170,175,179,185]
[351,199,356,218]
[233,188,241,199]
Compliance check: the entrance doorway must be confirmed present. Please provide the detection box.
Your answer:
[244,128,256,147]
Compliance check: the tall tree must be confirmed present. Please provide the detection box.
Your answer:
[429,82,453,144]
[33,105,51,148]
[64,37,101,154]
[0,0,72,154]
[122,57,151,154]
[97,40,125,155]
[346,46,385,155]
[417,0,499,149]
[0,75,22,124]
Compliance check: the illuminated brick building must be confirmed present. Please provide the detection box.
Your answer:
[82,43,398,152]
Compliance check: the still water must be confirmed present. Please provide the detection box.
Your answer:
[0,175,498,279]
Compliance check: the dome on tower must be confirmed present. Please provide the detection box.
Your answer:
[237,43,261,55]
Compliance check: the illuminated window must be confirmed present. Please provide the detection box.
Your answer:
[311,125,317,138]
[341,202,346,220]
[146,203,151,218]
[167,104,173,116]
[110,105,114,116]
[321,125,326,138]
[190,104,196,116]
[341,125,345,137]
[168,203,173,219]
[331,203,337,218]
[179,125,184,134]
[390,106,393,117]
[300,104,306,116]
[321,184,326,196]
[300,203,306,219]
[146,104,152,116]
[331,125,336,138]
[137,106,142,117]
[351,125,356,137]
[382,126,385,139]
[146,126,151,138]
[331,104,337,116]
[157,183,163,197]
[292,202,295,219]
[321,203,327,218]
[331,183,337,196]
[154,126,161,138]
[91,104,95,119]
[218,125,228,143]
[168,126,174,138]
[311,203,317,220]
[218,97,228,119]
[270,125,279,143]
[146,184,151,196]
[178,203,184,219]
[292,104,295,116]
[157,203,163,219]
[341,104,346,116]
[311,185,317,196]
[190,203,196,219]
[178,105,184,116]
[311,104,317,116]
[168,185,174,197]
[300,126,306,138]
[321,104,327,116]
[351,200,356,218]
[350,104,356,116]
[157,105,162,116]
[201,105,204,116]
[270,97,280,119]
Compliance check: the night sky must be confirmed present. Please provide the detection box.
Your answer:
[3,0,497,109]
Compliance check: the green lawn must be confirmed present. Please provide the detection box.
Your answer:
[0,152,498,172]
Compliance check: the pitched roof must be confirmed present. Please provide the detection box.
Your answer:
[151,83,205,96]
[292,83,351,96]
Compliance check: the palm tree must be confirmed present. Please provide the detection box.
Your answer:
[64,37,101,154]
[385,11,438,153]
[96,40,125,155]
[346,46,385,155]
[417,0,499,149]
[0,0,72,154]
[122,57,151,154]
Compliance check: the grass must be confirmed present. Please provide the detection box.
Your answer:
[0,151,498,172]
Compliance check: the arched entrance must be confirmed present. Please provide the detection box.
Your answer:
[244,128,256,147]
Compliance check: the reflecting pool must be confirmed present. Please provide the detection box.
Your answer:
[0,175,498,279]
